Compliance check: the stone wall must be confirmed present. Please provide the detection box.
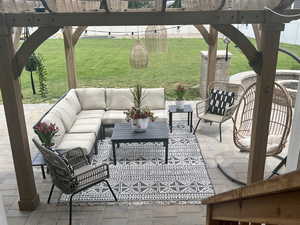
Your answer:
[199,50,232,98]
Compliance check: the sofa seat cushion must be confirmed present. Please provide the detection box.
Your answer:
[142,88,165,110]
[64,89,81,114]
[152,110,168,122]
[56,133,96,155]
[41,112,66,147]
[102,110,127,125]
[106,88,134,110]
[77,110,105,120]
[76,88,106,110]
[68,118,101,136]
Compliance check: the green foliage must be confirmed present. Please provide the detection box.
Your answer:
[36,54,48,98]
[25,54,39,72]
[131,84,146,108]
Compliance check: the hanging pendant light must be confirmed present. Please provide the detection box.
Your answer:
[130,40,149,69]
[145,25,168,53]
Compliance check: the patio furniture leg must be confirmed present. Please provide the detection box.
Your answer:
[217,163,246,186]
[103,180,118,201]
[193,119,201,135]
[187,112,190,126]
[47,184,55,204]
[169,112,173,133]
[112,142,116,165]
[269,156,287,178]
[190,112,193,133]
[219,123,222,142]
[69,193,75,225]
[165,140,169,164]
[41,165,46,179]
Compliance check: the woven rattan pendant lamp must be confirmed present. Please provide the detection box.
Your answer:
[130,40,149,69]
[145,25,168,53]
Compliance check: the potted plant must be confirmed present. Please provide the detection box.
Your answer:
[34,122,59,149]
[175,83,186,110]
[124,84,157,132]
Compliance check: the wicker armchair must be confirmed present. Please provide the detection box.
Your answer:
[193,81,245,142]
[218,82,293,185]
[32,139,117,225]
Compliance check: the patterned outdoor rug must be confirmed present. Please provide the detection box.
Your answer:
[59,121,214,205]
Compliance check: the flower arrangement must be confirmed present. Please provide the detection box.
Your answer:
[34,122,59,148]
[175,83,186,101]
[124,107,156,122]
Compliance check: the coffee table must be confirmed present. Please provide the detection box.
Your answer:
[111,122,169,165]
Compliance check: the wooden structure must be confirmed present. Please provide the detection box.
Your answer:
[0,0,299,212]
[203,170,300,225]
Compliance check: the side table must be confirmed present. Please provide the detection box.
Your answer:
[168,104,193,133]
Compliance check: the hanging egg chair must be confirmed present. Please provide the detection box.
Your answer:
[130,40,149,69]
[144,25,168,53]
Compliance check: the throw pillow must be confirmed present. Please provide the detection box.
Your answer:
[207,88,235,116]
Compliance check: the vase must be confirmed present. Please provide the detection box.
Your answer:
[176,100,185,110]
[130,118,150,132]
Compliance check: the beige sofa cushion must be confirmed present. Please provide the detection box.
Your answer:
[41,112,66,147]
[152,110,168,122]
[106,88,134,110]
[102,110,127,125]
[142,88,165,110]
[76,88,106,110]
[64,89,81,114]
[52,99,77,131]
[69,118,101,136]
[77,110,105,120]
[56,133,96,155]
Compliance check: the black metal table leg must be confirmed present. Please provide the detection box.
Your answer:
[187,112,190,126]
[41,165,46,179]
[165,140,168,164]
[190,112,193,133]
[169,112,173,133]
[112,142,116,165]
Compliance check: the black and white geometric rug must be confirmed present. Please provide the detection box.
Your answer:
[59,121,214,205]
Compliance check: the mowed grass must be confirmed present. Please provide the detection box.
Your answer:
[3,38,300,103]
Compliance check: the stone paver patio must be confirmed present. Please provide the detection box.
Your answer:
[0,102,287,225]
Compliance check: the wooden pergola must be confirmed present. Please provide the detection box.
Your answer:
[0,0,299,211]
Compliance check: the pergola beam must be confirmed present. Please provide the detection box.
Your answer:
[2,9,300,27]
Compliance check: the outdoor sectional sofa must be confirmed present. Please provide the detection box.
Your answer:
[35,88,167,156]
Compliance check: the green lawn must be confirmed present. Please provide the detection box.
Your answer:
[3,38,300,103]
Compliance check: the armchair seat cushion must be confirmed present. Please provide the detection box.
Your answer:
[207,89,235,116]
[199,113,224,123]
[77,110,105,120]
[102,110,127,125]
[69,118,101,136]
[56,133,96,155]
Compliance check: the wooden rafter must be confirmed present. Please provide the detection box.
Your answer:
[13,26,60,78]
[194,25,215,45]
[2,9,300,27]
[212,24,261,73]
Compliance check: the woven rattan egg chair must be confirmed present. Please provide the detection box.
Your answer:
[193,81,245,142]
[218,82,293,185]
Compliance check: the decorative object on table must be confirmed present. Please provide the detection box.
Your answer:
[193,81,244,142]
[175,83,186,110]
[125,84,157,132]
[217,82,293,186]
[169,104,193,133]
[24,27,48,98]
[59,121,214,205]
[130,40,149,69]
[33,122,59,149]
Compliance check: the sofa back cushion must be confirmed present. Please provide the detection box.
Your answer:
[52,99,77,131]
[142,88,165,110]
[41,112,66,146]
[64,89,81,114]
[76,88,106,110]
[106,88,134,110]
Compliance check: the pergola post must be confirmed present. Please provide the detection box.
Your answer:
[206,26,218,90]
[63,26,87,89]
[247,23,285,184]
[0,25,40,210]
